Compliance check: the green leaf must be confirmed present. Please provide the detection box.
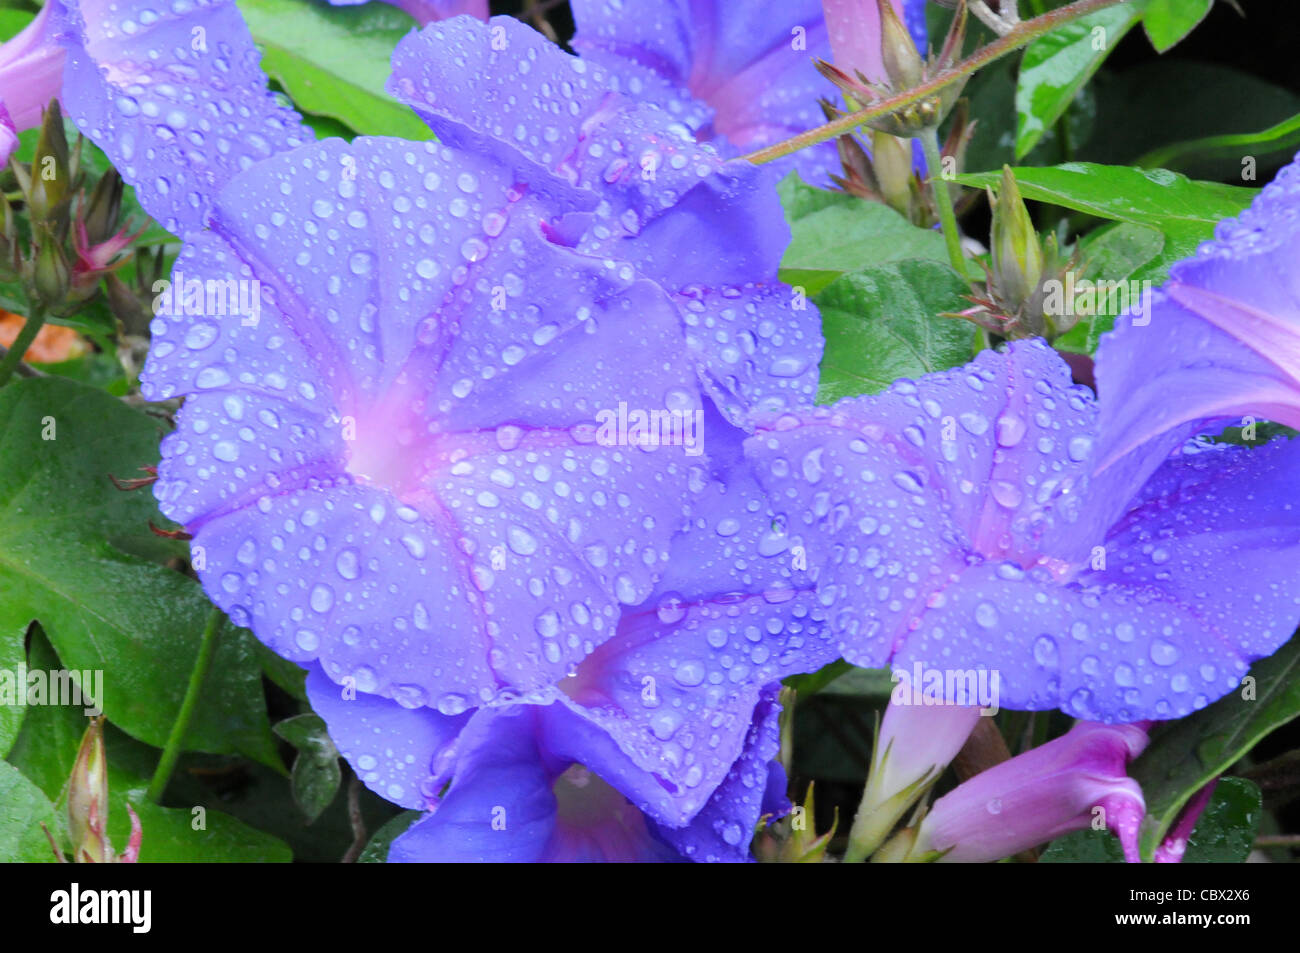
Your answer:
[124,786,294,862]
[777,175,948,295]
[6,630,291,862]
[0,619,24,758]
[815,260,976,403]
[237,0,433,140]
[1014,3,1146,159]
[1182,777,1261,864]
[1054,222,1165,354]
[256,640,309,703]
[1087,62,1300,178]
[358,810,421,863]
[783,658,852,697]
[820,666,896,700]
[1131,633,1300,860]
[1136,111,1300,176]
[0,761,61,862]
[1039,828,1125,863]
[0,377,280,768]
[273,713,342,823]
[956,163,1255,266]
[1142,0,1213,53]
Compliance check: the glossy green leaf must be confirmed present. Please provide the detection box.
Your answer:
[1087,62,1300,177]
[0,8,34,41]
[256,641,309,703]
[0,762,61,862]
[956,163,1255,267]
[1143,0,1213,53]
[6,630,291,862]
[783,659,853,698]
[1131,634,1300,860]
[1014,4,1145,159]
[777,175,949,295]
[1039,828,1125,863]
[815,260,976,403]
[274,714,342,823]
[1182,777,1261,864]
[0,618,24,758]
[0,377,280,768]
[1136,111,1300,176]
[358,810,421,863]
[237,0,433,140]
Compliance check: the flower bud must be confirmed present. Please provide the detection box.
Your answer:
[878,0,924,91]
[0,194,18,282]
[990,165,1044,312]
[31,225,71,307]
[83,169,124,248]
[68,717,112,863]
[27,100,71,223]
[843,692,981,861]
[870,129,916,218]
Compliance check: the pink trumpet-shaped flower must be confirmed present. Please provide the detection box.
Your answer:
[822,0,916,85]
[0,3,64,134]
[912,720,1149,863]
[1153,778,1218,864]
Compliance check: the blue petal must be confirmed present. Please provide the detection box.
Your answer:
[389,707,557,862]
[305,665,468,809]
[59,0,311,235]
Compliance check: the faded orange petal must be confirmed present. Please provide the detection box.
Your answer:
[0,309,86,363]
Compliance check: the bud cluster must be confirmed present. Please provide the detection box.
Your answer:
[2,100,157,326]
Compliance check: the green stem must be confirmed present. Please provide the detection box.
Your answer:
[920,127,969,280]
[0,305,48,387]
[147,606,224,804]
[742,0,1130,167]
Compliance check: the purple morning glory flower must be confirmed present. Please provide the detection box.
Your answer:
[141,133,708,711]
[0,2,64,134]
[303,420,836,860]
[325,0,486,26]
[745,338,1300,723]
[568,0,840,184]
[388,14,823,427]
[309,673,786,862]
[55,0,312,235]
[570,0,929,183]
[1095,151,1300,490]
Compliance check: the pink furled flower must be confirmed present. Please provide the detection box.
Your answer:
[911,720,1149,863]
[1153,778,1219,864]
[0,3,65,133]
[822,0,917,85]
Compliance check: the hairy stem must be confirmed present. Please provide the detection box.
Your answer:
[921,127,970,279]
[742,0,1131,166]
